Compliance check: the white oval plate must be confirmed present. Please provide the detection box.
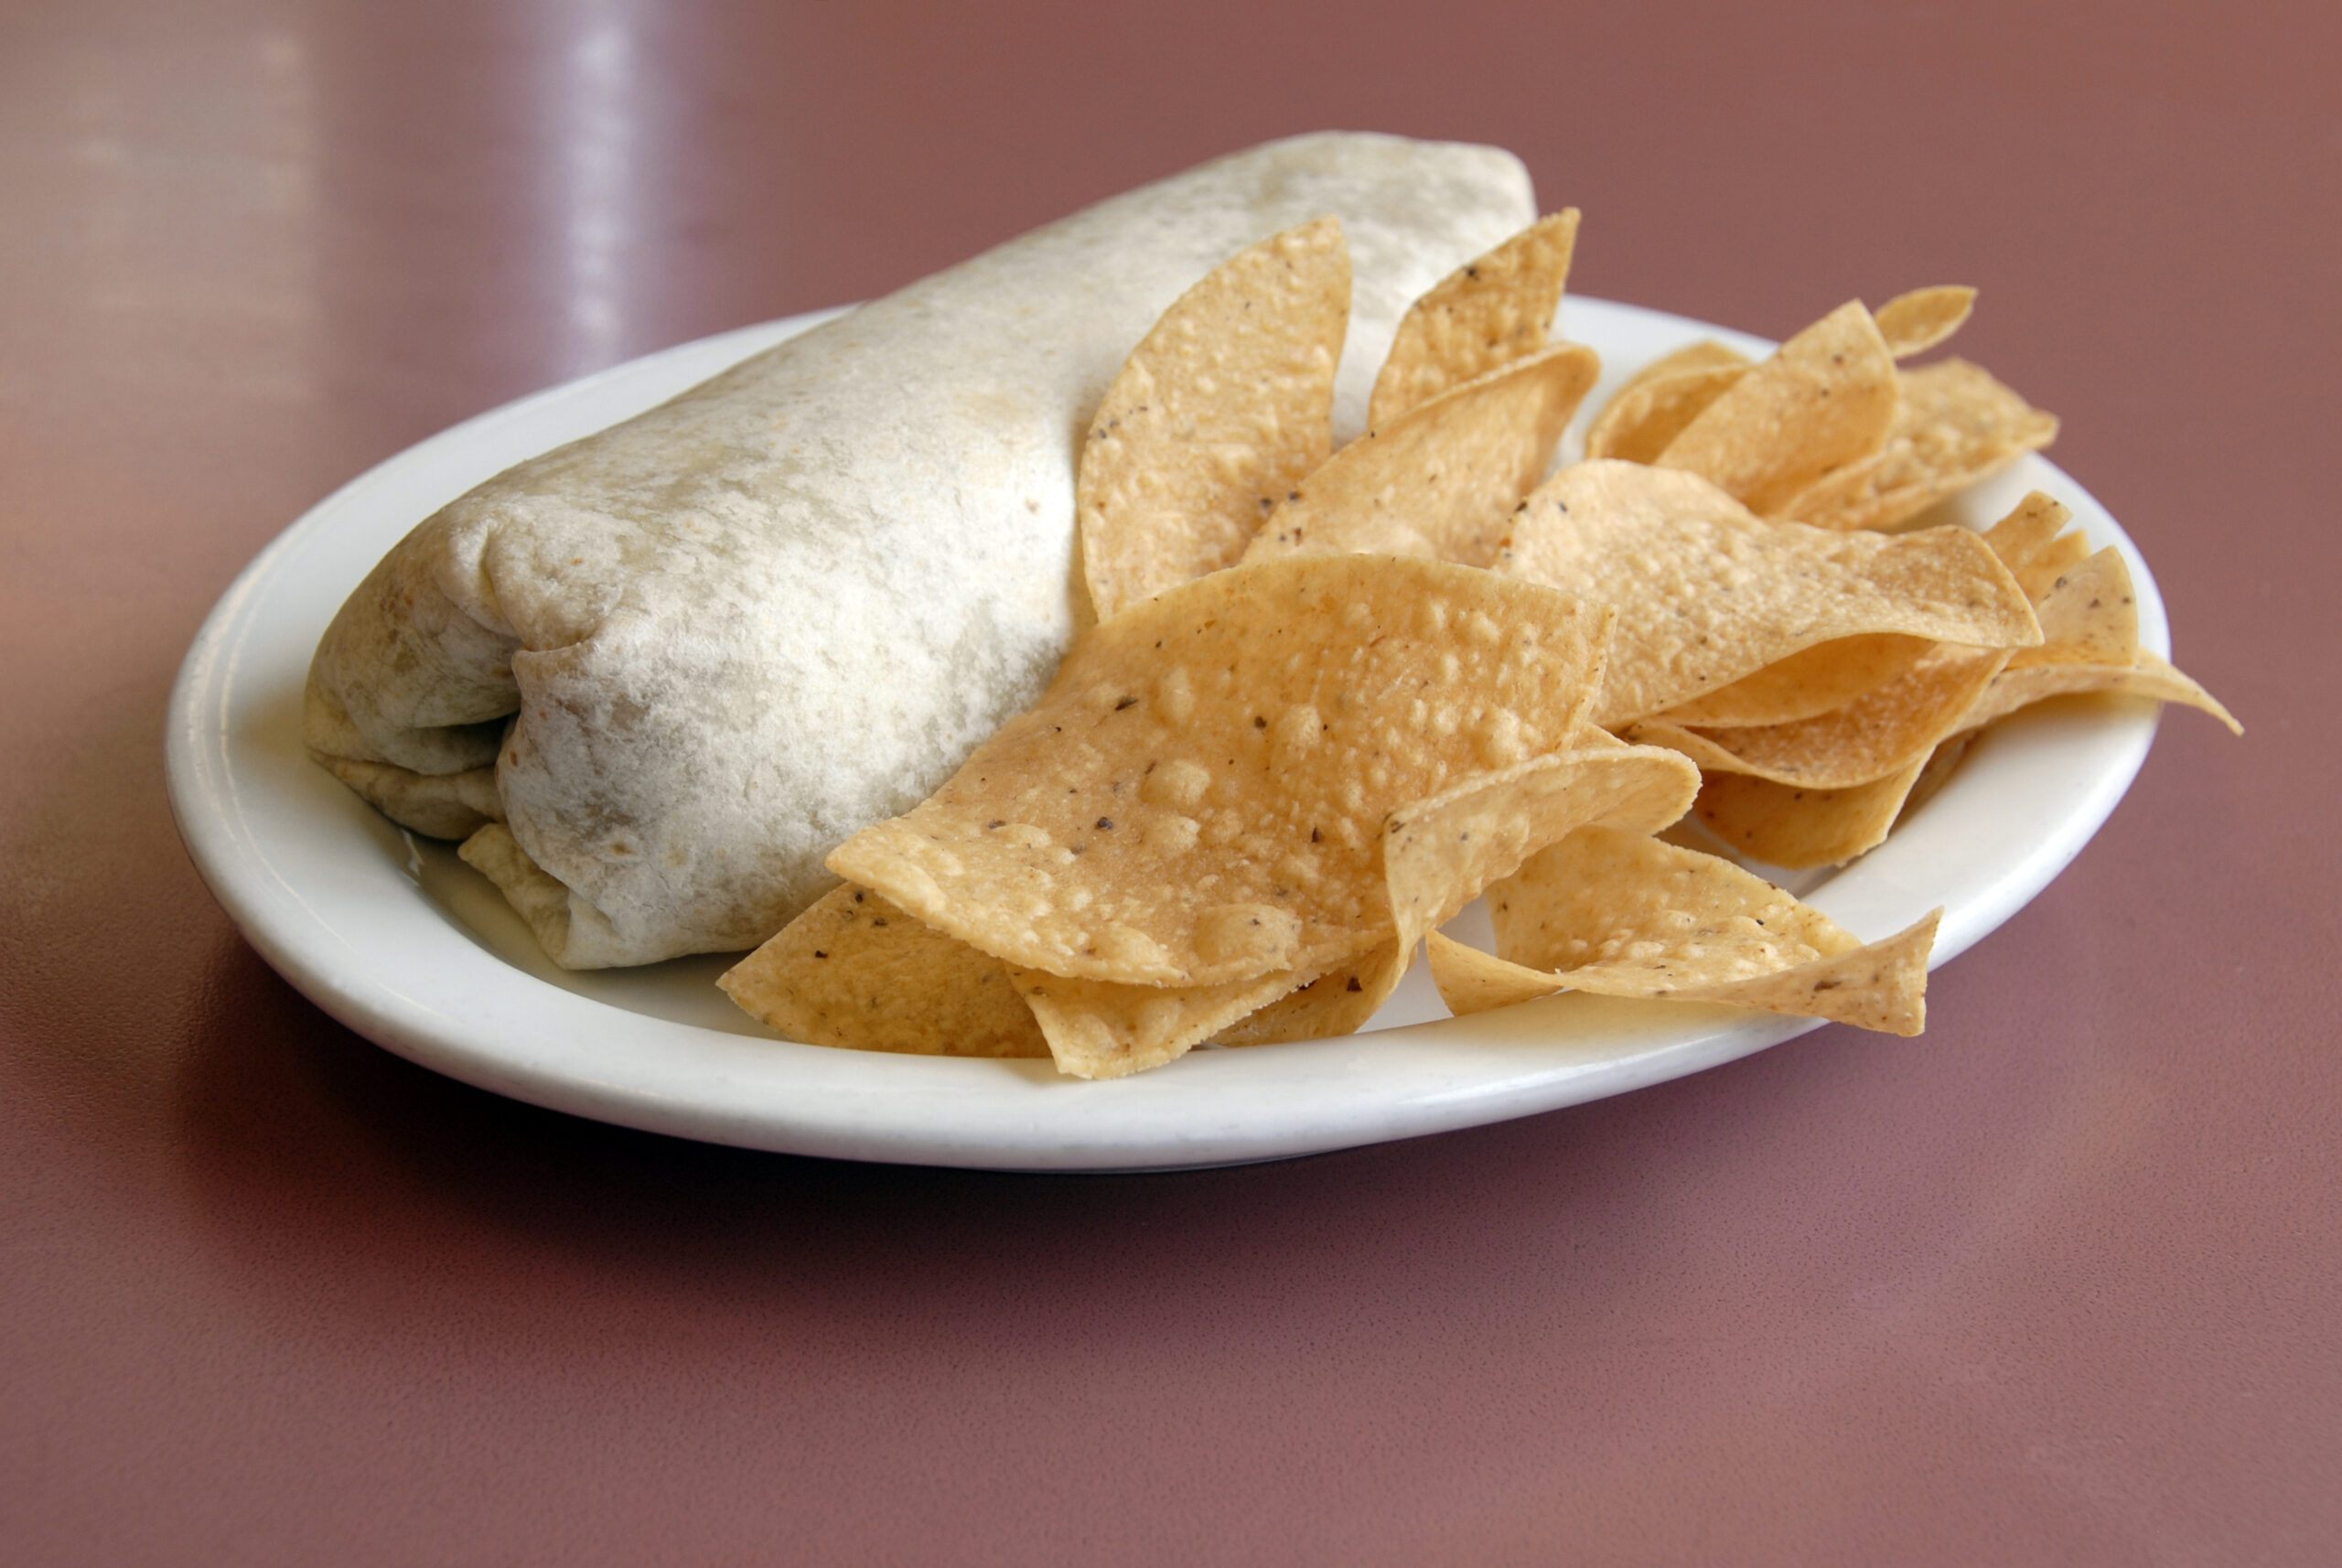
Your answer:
[166,298,2165,1171]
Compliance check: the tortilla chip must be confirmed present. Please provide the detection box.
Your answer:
[1954,549,2240,735]
[1875,285,1975,359]
[1007,963,1309,1079]
[1431,826,1937,1034]
[1777,360,2058,532]
[1495,461,2039,726]
[1585,350,1753,464]
[1981,491,2076,575]
[1423,933,1574,1015]
[1431,918,1936,1034]
[1370,210,1580,426]
[1493,825,1835,971]
[1211,941,1410,1047]
[2018,547,2140,666]
[1656,300,1899,516]
[1080,219,1349,620]
[1652,633,1934,727]
[1622,910,1936,1031]
[2015,531,2093,601]
[829,554,1613,987]
[1689,757,1931,870]
[1955,652,2242,736]
[1629,644,2011,789]
[1383,739,1701,949]
[1598,340,1751,405]
[719,885,1047,1057]
[1242,343,1600,569]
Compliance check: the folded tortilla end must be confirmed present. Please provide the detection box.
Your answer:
[322,757,502,842]
[458,822,639,970]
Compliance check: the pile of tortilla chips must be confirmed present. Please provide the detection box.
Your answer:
[722,214,2237,1078]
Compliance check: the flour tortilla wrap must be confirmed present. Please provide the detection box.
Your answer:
[305,134,1537,967]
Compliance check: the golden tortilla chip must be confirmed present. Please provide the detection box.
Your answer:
[1585,347,1753,464]
[2015,531,2093,601]
[1383,739,1701,950]
[1242,343,1600,569]
[1493,826,1839,974]
[1429,826,1936,1034]
[1875,285,1975,359]
[1900,569,2241,823]
[2018,547,2139,666]
[1656,300,1899,516]
[719,885,1047,1057]
[828,554,1614,987]
[1370,210,1580,426]
[1953,549,2240,735]
[1624,339,1753,383]
[1689,757,1931,870]
[1778,360,2058,532]
[1596,341,1750,413]
[1428,919,1936,1033]
[1211,941,1409,1047]
[1981,491,2076,575]
[1629,644,2011,789]
[1652,633,1934,727]
[1495,461,2039,726]
[1956,653,2242,736]
[1421,933,1570,1015]
[1007,963,1310,1079]
[1080,219,1349,621]
[1351,737,1693,1048]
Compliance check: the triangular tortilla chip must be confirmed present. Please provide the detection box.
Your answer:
[1688,757,1932,870]
[1777,359,2057,532]
[1211,942,1410,1047]
[1955,549,2240,735]
[1875,285,1975,359]
[1585,340,1752,464]
[1244,343,1599,568]
[1956,653,2241,736]
[1080,219,1349,620]
[1495,461,2038,725]
[1629,645,2010,789]
[1651,633,1934,728]
[1656,300,1899,516]
[1429,827,1937,1034]
[719,885,1047,1058]
[831,554,1613,987]
[2015,532,2092,600]
[1981,491,2075,575]
[1383,740,1701,950]
[1007,963,1314,1079]
[1370,210,1580,426]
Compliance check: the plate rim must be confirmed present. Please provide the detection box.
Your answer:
[165,296,2164,1172]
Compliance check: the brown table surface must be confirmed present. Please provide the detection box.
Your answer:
[5,2,2336,1562]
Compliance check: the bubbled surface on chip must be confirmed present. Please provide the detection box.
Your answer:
[827,553,1614,987]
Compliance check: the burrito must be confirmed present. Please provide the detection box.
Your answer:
[305,133,1539,967]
